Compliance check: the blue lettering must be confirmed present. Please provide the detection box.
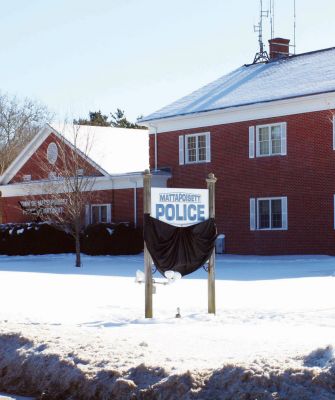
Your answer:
[156,204,165,219]
[197,204,205,221]
[155,202,206,223]
[188,204,197,221]
[176,204,183,220]
[166,204,175,221]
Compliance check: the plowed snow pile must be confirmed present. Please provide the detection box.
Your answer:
[0,254,334,399]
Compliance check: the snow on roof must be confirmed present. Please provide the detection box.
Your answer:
[52,124,149,175]
[140,47,335,122]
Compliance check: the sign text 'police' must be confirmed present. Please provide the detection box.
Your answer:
[151,188,209,226]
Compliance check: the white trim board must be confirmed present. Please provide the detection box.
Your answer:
[143,92,335,134]
[0,173,171,197]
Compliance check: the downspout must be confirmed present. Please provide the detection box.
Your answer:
[149,124,158,171]
[133,180,137,228]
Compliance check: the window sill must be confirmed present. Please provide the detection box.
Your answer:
[255,228,287,231]
[255,154,285,158]
[185,160,210,165]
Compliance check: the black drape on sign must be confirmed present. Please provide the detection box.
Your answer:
[144,214,217,277]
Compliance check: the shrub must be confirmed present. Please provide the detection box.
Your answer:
[0,222,143,256]
[0,223,74,255]
[82,222,143,255]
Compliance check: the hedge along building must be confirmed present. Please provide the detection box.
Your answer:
[139,39,335,255]
[0,123,170,227]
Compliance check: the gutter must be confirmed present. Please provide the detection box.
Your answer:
[139,89,335,125]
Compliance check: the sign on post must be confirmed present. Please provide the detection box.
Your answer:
[143,173,217,318]
[151,188,209,226]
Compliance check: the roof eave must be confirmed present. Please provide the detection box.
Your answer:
[140,89,335,127]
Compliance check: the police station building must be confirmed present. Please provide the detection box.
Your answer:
[0,123,170,228]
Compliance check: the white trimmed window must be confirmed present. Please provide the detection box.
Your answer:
[179,132,210,164]
[254,122,287,157]
[91,204,111,224]
[250,197,287,230]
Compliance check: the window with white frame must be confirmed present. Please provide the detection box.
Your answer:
[250,197,287,230]
[249,122,287,158]
[179,132,210,164]
[91,204,111,224]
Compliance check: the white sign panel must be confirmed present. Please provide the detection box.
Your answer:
[151,188,209,226]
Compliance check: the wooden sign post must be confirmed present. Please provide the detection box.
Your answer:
[0,191,2,224]
[143,169,153,318]
[206,173,217,314]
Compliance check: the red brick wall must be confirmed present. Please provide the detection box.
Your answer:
[1,188,143,228]
[150,110,335,255]
[1,196,29,223]
[11,132,103,183]
[87,188,143,227]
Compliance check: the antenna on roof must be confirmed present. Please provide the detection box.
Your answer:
[293,0,296,54]
[269,0,275,39]
[253,0,269,63]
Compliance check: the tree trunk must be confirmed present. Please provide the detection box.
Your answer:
[75,220,81,267]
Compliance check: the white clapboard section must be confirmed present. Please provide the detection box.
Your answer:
[52,124,149,174]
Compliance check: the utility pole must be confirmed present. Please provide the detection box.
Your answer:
[206,173,217,314]
[143,169,153,318]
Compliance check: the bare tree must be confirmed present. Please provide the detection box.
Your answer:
[22,124,99,267]
[0,93,52,175]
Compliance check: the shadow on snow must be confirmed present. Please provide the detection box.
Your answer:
[0,253,334,281]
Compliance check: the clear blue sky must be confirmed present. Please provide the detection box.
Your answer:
[1,0,334,122]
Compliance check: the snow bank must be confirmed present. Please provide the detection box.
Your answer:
[0,333,334,399]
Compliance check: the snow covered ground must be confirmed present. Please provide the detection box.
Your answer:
[0,253,334,399]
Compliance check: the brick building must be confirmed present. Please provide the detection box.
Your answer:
[139,39,335,255]
[0,124,170,227]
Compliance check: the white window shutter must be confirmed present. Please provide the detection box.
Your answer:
[281,197,288,230]
[255,127,260,157]
[333,115,335,150]
[179,136,185,165]
[250,198,256,231]
[205,132,211,162]
[106,204,112,223]
[85,204,90,226]
[249,126,255,158]
[281,122,287,155]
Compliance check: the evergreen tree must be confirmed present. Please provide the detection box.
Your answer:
[110,109,146,129]
[74,109,146,129]
[74,110,111,127]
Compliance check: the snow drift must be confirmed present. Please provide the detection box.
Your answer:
[0,333,335,400]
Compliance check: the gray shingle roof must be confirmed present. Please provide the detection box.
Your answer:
[140,47,335,123]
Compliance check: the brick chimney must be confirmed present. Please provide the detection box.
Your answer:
[268,38,290,59]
